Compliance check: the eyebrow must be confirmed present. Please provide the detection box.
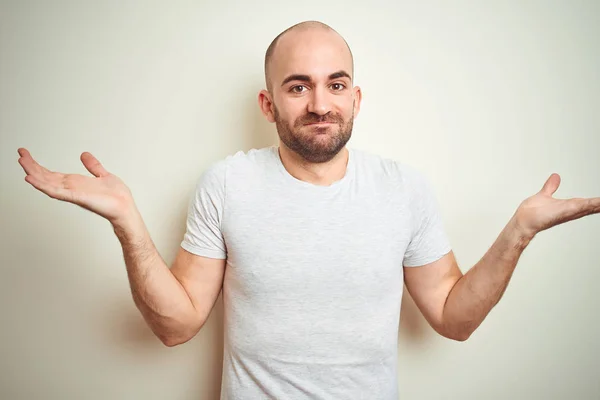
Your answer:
[280,70,352,87]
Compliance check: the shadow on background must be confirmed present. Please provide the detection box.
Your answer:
[398,284,431,344]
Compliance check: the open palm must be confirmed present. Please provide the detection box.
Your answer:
[515,173,600,239]
[17,148,134,223]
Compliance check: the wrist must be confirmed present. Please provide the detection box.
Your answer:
[508,214,535,250]
[111,205,145,242]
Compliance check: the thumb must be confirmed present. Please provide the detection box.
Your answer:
[81,152,109,177]
[540,173,561,196]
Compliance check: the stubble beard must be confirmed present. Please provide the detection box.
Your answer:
[273,104,354,164]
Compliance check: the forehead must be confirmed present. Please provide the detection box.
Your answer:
[271,29,353,83]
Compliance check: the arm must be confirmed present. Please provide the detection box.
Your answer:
[404,173,599,341]
[404,215,530,341]
[113,209,225,347]
[17,148,226,347]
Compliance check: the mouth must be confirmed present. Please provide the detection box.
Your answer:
[305,122,334,126]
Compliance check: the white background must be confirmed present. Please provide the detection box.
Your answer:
[1,1,599,399]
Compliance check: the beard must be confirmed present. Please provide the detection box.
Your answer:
[273,104,354,164]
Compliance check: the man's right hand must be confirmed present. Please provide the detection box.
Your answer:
[17,147,226,346]
[17,148,136,225]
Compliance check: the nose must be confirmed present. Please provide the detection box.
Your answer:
[307,86,332,116]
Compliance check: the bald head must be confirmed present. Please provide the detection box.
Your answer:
[264,21,354,92]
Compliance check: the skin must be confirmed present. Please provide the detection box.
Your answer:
[258,23,362,185]
[16,21,600,346]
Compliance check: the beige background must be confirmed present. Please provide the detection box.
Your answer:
[1,1,599,399]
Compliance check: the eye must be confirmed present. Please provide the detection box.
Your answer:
[291,85,308,93]
[331,83,346,91]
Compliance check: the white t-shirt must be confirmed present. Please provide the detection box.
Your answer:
[181,145,452,399]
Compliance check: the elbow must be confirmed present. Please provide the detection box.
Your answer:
[160,334,192,347]
[447,331,471,342]
[158,326,199,347]
[437,323,473,342]
[156,318,205,347]
[136,304,208,347]
[437,330,470,342]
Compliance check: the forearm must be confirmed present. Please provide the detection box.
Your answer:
[442,215,533,340]
[112,208,197,344]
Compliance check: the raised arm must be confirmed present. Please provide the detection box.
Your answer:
[17,148,225,346]
[404,173,600,341]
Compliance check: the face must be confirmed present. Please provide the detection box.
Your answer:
[259,28,362,163]
[272,97,355,164]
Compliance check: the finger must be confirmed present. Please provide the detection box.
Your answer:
[540,173,561,196]
[80,152,109,178]
[24,174,71,201]
[17,148,49,176]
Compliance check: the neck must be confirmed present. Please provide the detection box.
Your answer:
[277,143,349,186]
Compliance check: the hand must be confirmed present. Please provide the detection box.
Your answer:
[17,148,137,224]
[513,173,600,240]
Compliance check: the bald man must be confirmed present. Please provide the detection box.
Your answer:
[17,20,600,399]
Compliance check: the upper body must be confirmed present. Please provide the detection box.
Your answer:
[180,144,452,399]
[174,21,463,399]
[21,18,586,400]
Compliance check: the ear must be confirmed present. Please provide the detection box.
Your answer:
[352,86,362,118]
[258,90,276,123]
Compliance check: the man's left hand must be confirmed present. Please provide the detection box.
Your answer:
[513,173,600,240]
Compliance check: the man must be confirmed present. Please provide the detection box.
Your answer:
[17,20,600,399]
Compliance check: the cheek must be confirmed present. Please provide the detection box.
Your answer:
[334,97,355,115]
[280,103,306,123]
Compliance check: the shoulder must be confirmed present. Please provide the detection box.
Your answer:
[350,147,428,189]
[196,146,275,187]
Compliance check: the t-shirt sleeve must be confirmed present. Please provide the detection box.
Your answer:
[180,161,227,259]
[402,167,452,267]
